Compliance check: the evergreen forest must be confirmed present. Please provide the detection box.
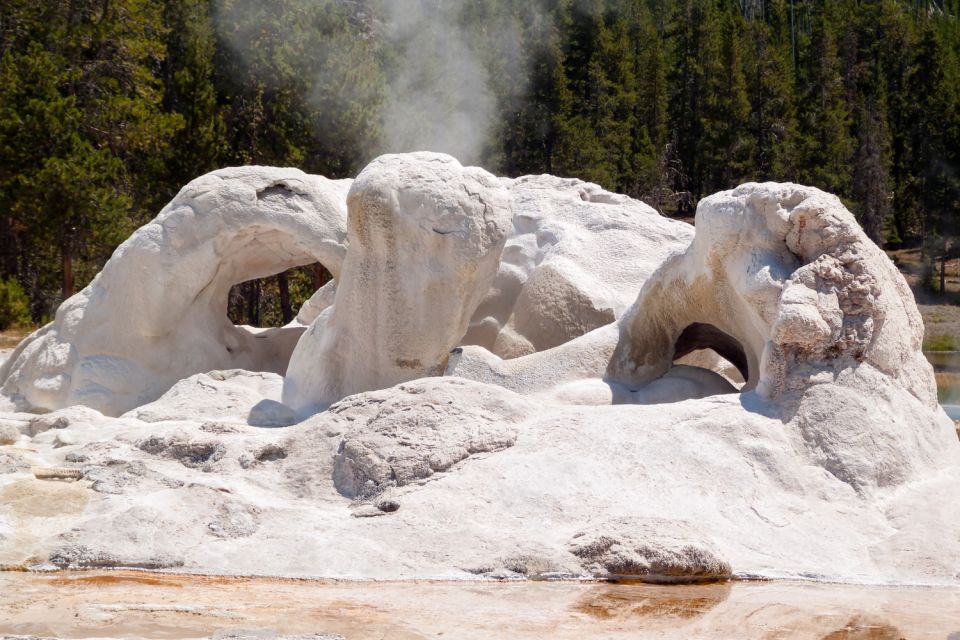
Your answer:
[1,0,958,326]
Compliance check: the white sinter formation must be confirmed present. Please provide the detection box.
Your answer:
[282,153,513,415]
[0,156,957,586]
[0,167,350,416]
[461,175,694,358]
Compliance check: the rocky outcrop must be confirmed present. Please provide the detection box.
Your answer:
[607,183,935,407]
[0,167,350,416]
[127,369,293,427]
[462,176,693,358]
[282,153,513,414]
[0,163,957,587]
[569,517,732,583]
[451,183,942,416]
[329,378,535,498]
[0,161,695,416]
[0,422,17,445]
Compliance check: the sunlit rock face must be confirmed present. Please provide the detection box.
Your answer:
[605,183,949,493]
[607,182,935,407]
[0,167,350,416]
[1,157,958,586]
[282,152,513,414]
[461,175,694,358]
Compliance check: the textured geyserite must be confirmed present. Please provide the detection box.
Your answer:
[283,152,513,414]
[0,160,957,585]
[0,167,350,416]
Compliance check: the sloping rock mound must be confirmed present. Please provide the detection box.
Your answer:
[127,369,292,427]
[1,356,958,583]
[569,517,732,583]
[330,377,536,498]
[0,167,350,416]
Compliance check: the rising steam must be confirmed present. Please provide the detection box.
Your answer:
[214,0,545,167]
[378,0,498,165]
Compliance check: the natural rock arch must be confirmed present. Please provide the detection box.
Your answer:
[606,182,936,407]
[0,167,350,416]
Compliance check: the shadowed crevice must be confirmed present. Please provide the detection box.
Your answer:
[673,323,749,383]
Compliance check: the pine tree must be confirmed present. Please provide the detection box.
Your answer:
[550,0,616,186]
[743,0,800,180]
[628,0,670,207]
[214,0,383,175]
[161,0,226,193]
[700,8,754,192]
[794,3,855,198]
[901,20,960,251]
[0,0,180,311]
[666,0,713,212]
[852,95,893,244]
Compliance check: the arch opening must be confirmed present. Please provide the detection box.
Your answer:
[671,322,748,391]
[673,323,749,381]
[215,262,333,377]
[179,222,341,379]
[227,263,332,328]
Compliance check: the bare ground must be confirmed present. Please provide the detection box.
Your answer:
[0,327,31,368]
[0,327,29,350]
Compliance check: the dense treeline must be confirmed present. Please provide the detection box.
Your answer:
[0,0,958,325]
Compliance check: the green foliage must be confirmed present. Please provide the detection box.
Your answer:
[0,277,30,330]
[0,0,180,314]
[924,333,960,352]
[213,0,383,175]
[1,0,959,319]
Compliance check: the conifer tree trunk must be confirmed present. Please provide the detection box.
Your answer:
[941,242,948,297]
[61,246,74,300]
[247,280,260,327]
[278,272,292,324]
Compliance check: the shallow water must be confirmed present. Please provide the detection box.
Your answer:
[1,571,959,639]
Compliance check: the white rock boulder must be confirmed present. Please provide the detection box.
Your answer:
[569,516,733,583]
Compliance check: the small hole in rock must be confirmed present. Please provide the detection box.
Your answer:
[376,500,400,513]
[256,445,287,462]
[672,322,748,388]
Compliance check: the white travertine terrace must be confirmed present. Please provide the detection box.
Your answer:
[0,155,957,586]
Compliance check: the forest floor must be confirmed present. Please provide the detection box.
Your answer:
[887,248,960,351]
[0,327,29,350]
[0,327,29,365]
